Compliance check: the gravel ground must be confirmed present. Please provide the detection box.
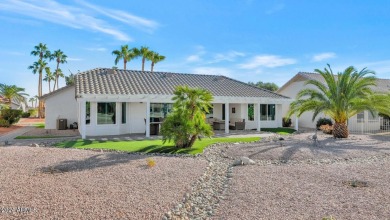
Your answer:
[21,127,80,137]
[214,132,390,220]
[0,147,207,219]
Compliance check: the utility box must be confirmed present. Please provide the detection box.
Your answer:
[57,119,67,130]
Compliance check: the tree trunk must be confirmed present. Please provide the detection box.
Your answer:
[151,62,154,72]
[142,57,145,71]
[48,81,51,93]
[124,60,127,70]
[38,70,42,118]
[187,134,198,148]
[333,122,349,138]
[54,62,59,91]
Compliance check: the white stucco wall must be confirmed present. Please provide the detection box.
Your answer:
[44,86,78,129]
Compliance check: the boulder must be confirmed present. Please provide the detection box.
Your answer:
[233,157,255,166]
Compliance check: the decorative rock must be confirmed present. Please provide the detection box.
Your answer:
[233,157,255,166]
[32,143,40,147]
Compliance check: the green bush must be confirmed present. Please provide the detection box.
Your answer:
[0,118,10,127]
[282,117,292,127]
[28,108,38,117]
[21,112,31,118]
[316,117,333,129]
[1,109,22,125]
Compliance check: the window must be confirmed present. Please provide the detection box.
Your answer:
[97,102,116,124]
[260,104,275,121]
[368,112,378,120]
[357,112,364,123]
[86,102,90,125]
[222,104,226,120]
[121,103,126,124]
[150,103,173,122]
[248,104,254,121]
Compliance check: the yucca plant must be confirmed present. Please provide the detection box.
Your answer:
[287,64,390,138]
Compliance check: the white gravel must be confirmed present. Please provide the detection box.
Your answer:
[0,146,207,219]
[213,132,390,220]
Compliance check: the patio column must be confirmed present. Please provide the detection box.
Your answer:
[79,100,86,139]
[146,101,150,138]
[225,102,229,134]
[295,115,299,131]
[257,103,261,131]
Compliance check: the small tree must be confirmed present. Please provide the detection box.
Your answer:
[160,86,214,148]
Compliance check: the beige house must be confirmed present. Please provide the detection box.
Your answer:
[278,72,390,131]
[41,68,291,139]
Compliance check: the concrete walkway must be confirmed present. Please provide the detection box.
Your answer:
[0,126,35,142]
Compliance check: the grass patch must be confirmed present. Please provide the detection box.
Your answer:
[15,135,67,139]
[54,137,260,155]
[34,123,45,128]
[261,127,296,135]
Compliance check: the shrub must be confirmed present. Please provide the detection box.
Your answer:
[146,158,156,168]
[1,109,22,125]
[28,108,38,117]
[21,112,31,118]
[282,117,292,127]
[0,118,10,127]
[320,124,333,134]
[316,118,333,129]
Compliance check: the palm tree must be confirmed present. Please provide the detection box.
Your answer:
[112,45,139,70]
[0,84,28,108]
[148,52,166,72]
[140,46,151,72]
[287,64,390,138]
[43,67,55,93]
[51,49,67,90]
[28,97,35,108]
[34,95,38,108]
[30,43,50,118]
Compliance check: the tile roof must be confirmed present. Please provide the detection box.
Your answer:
[75,68,289,99]
[298,72,390,93]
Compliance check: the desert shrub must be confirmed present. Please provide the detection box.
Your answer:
[316,118,333,129]
[146,158,156,168]
[282,117,292,127]
[0,118,10,127]
[28,108,38,117]
[1,109,22,125]
[320,124,333,134]
[21,112,31,118]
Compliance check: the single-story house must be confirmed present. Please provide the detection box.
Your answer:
[0,95,26,112]
[41,68,291,139]
[278,72,390,132]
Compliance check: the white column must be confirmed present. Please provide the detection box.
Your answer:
[295,115,299,131]
[257,103,261,131]
[225,102,229,134]
[146,101,150,138]
[79,100,86,139]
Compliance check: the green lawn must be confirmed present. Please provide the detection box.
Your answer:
[54,137,260,155]
[34,123,45,128]
[261,127,296,135]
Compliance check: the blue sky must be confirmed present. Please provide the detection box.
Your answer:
[1,0,390,97]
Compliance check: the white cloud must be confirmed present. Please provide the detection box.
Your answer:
[186,55,202,62]
[239,55,296,69]
[85,47,107,52]
[0,0,158,41]
[185,45,206,62]
[211,51,245,63]
[192,67,232,77]
[67,57,83,61]
[312,52,336,62]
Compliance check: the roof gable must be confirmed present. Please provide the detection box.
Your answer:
[75,68,289,99]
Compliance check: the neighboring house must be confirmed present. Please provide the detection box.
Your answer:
[0,95,26,112]
[278,72,390,131]
[41,68,291,139]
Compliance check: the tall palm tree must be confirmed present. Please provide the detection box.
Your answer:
[140,46,151,72]
[51,49,67,90]
[29,97,35,108]
[287,64,390,138]
[148,52,165,72]
[30,43,50,118]
[112,45,139,70]
[43,67,55,93]
[34,95,39,108]
[0,84,28,108]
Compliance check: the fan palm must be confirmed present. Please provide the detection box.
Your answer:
[148,52,166,72]
[0,84,28,107]
[140,46,151,72]
[112,45,139,70]
[30,43,50,118]
[287,64,390,138]
[28,97,35,108]
[51,49,67,90]
[43,67,55,93]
